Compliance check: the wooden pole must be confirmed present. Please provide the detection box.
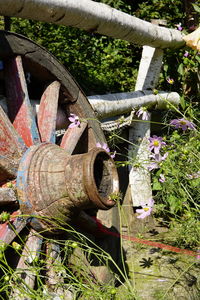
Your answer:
[0,0,185,49]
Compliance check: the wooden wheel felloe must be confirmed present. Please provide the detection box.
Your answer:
[0,31,119,296]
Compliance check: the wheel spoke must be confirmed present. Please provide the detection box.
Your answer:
[0,211,27,245]
[0,105,27,182]
[11,229,43,296]
[0,187,18,207]
[0,156,18,182]
[46,242,63,284]
[0,105,26,158]
[4,56,40,147]
[45,242,74,297]
[37,81,61,143]
[60,121,87,154]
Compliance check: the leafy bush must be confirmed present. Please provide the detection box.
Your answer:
[10,18,140,95]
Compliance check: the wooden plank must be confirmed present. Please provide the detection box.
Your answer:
[135,47,163,91]
[60,121,87,154]
[0,211,27,245]
[37,81,60,143]
[4,56,40,147]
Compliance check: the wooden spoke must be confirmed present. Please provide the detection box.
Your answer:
[74,91,104,149]
[46,243,64,285]
[60,121,87,154]
[11,230,43,297]
[37,81,61,143]
[0,105,27,182]
[0,105,26,159]
[0,156,18,182]
[46,242,73,298]
[4,56,40,147]
[0,211,27,245]
[0,187,18,207]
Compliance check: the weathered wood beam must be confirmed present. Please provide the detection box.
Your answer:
[128,46,163,207]
[88,90,180,119]
[1,90,180,123]
[0,0,185,49]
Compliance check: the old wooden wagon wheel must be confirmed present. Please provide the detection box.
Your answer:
[0,31,120,297]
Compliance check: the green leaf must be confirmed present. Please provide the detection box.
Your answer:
[177,63,184,76]
[196,55,200,63]
[152,180,162,191]
[192,3,200,13]
[180,96,186,110]
[190,178,200,187]
[167,195,179,214]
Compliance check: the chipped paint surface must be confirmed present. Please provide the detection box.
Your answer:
[0,211,27,244]
[60,121,87,154]
[37,81,61,143]
[0,105,26,159]
[4,56,40,147]
[16,146,34,213]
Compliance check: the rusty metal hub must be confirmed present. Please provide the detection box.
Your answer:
[17,143,119,231]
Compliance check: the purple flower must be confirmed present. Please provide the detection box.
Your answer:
[149,135,166,155]
[110,151,116,159]
[136,107,150,120]
[159,174,166,183]
[184,51,189,57]
[68,113,81,128]
[151,152,168,162]
[136,198,154,219]
[170,118,196,131]
[148,153,168,171]
[96,143,116,159]
[187,171,200,180]
[176,23,183,31]
[147,152,168,172]
[148,162,159,171]
[196,250,200,260]
[96,142,110,152]
[167,78,174,84]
